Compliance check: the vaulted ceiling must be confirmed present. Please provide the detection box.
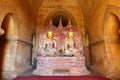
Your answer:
[27,0,94,18]
[14,0,95,25]
[18,0,108,24]
[12,0,110,31]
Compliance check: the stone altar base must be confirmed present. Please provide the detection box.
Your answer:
[33,57,90,76]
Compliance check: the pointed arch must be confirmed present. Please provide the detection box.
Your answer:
[0,13,17,74]
[104,14,120,36]
[102,5,120,77]
[45,7,77,27]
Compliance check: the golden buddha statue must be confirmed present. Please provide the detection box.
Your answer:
[40,31,57,57]
[64,31,81,57]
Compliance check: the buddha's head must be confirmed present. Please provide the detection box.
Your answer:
[68,31,74,39]
[46,31,54,39]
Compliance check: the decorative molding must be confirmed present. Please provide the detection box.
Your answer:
[90,39,104,46]
[0,1,16,12]
[17,39,32,46]
[4,35,32,46]
[0,1,9,10]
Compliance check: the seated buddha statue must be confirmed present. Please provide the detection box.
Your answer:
[38,31,57,57]
[64,31,81,57]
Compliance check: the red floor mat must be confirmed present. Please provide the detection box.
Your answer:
[13,76,111,80]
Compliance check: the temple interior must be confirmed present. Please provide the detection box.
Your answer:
[0,0,120,80]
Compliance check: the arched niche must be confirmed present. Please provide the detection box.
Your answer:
[45,8,77,27]
[104,13,120,77]
[0,13,17,74]
[52,14,68,27]
[105,14,120,36]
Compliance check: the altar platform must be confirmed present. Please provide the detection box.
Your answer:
[33,56,90,76]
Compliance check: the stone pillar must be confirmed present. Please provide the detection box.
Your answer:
[14,39,32,75]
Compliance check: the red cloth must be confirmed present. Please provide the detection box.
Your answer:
[13,76,111,80]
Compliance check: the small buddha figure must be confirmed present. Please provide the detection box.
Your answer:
[64,31,81,57]
[39,31,57,57]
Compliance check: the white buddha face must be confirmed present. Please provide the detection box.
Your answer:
[68,31,74,39]
[46,31,54,39]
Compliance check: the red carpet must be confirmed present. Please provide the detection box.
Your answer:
[13,76,111,80]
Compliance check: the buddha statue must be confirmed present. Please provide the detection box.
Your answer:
[39,31,57,57]
[64,31,81,57]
